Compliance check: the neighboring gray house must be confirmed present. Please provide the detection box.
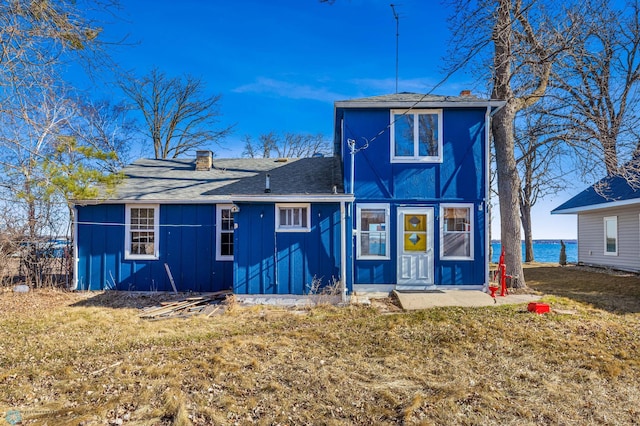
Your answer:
[552,173,640,272]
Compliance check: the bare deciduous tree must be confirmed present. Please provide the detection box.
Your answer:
[242,132,331,158]
[120,67,232,159]
[551,0,640,187]
[515,102,570,262]
[0,0,123,287]
[73,99,136,173]
[448,0,585,287]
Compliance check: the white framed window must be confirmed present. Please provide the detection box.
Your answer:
[216,205,234,261]
[356,204,390,259]
[604,216,618,255]
[125,204,159,260]
[390,109,443,163]
[440,204,474,260]
[276,203,311,232]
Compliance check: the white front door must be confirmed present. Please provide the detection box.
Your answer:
[396,207,434,288]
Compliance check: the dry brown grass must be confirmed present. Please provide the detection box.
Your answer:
[0,266,639,425]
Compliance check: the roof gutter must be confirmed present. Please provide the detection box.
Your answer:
[335,100,507,109]
[552,197,640,215]
[231,194,355,203]
[73,194,355,205]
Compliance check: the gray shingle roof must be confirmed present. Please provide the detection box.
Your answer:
[90,157,345,202]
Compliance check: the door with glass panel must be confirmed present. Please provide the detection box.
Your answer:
[396,207,434,288]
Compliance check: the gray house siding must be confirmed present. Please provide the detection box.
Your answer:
[577,205,640,272]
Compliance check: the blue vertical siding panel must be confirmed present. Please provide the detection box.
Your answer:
[77,203,231,292]
[342,110,393,198]
[234,203,341,295]
[234,204,277,294]
[393,166,438,199]
[76,205,124,290]
[196,205,214,292]
[440,109,485,200]
[176,206,197,290]
[160,206,177,292]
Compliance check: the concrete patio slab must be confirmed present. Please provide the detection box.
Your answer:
[393,290,541,310]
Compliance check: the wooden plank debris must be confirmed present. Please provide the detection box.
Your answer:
[139,290,231,320]
[164,263,178,294]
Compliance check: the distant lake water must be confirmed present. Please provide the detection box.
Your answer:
[491,240,577,264]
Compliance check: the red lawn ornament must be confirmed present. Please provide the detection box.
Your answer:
[498,248,508,297]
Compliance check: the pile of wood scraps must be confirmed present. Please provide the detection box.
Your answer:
[139,290,231,320]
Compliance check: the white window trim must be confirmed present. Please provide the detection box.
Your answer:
[124,204,160,260]
[275,203,311,232]
[216,204,234,261]
[604,216,618,256]
[440,203,474,261]
[356,203,390,260]
[390,109,443,163]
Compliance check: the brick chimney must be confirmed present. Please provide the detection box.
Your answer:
[460,90,472,97]
[195,150,212,171]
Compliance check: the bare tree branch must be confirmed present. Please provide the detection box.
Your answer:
[120,67,233,159]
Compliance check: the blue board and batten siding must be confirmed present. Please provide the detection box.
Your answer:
[233,203,343,294]
[339,107,488,287]
[76,204,233,292]
[76,202,344,294]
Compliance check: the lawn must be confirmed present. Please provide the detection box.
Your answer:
[0,265,639,425]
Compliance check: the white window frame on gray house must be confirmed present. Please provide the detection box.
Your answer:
[125,204,159,260]
[390,109,443,163]
[440,203,474,260]
[276,203,311,232]
[356,203,390,260]
[216,204,234,261]
[604,215,618,255]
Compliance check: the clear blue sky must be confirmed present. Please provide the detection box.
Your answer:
[75,0,578,240]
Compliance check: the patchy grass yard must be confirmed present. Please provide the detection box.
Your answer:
[1,265,639,425]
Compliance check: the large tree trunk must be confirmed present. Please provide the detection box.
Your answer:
[492,103,526,288]
[520,199,534,262]
[490,0,527,288]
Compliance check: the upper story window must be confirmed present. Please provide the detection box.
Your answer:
[604,216,617,255]
[125,204,159,260]
[276,203,311,232]
[391,109,443,163]
[440,204,473,260]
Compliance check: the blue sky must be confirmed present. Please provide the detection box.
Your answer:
[74,0,578,240]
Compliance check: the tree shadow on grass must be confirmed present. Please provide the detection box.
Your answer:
[525,265,640,314]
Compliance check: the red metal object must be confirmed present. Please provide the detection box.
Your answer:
[498,248,508,296]
[528,302,550,314]
[488,284,499,298]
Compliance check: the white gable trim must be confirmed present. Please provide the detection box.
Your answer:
[552,197,640,214]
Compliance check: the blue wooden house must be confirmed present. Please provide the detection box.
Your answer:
[73,92,504,295]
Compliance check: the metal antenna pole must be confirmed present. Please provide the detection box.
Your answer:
[390,4,399,94]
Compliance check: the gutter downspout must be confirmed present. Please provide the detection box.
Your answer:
[340,201,347,303]
[485,101,506,289]
[72,206,79,291]
[348,136,356,301]
[484,106,491,291]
